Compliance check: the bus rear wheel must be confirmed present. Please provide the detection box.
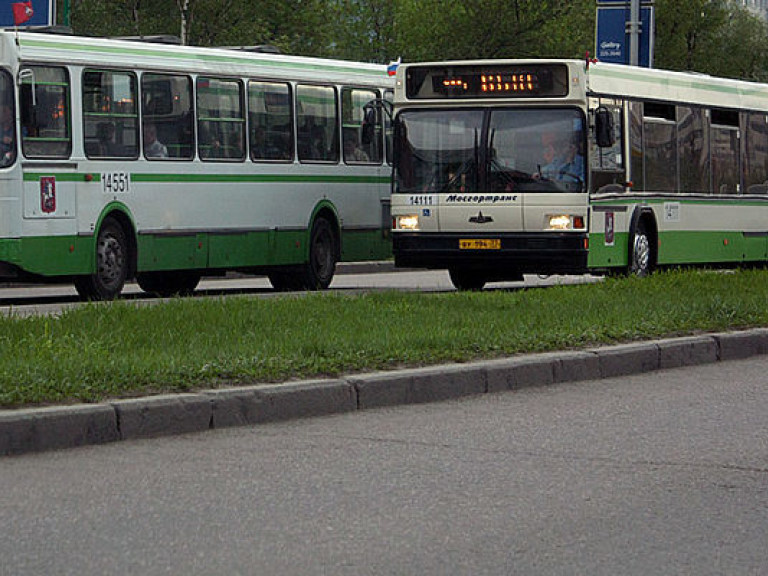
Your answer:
[74,217,129,301]
[303,217,338,290]
[449,268,486,291]
[629,220,653,277]
[137,271,201,297]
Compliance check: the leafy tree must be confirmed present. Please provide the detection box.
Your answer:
[391,0,593,61]
[654,0,768,80]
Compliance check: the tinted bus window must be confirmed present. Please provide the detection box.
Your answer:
[197,77,245,161]
[19,66,71,159]
[142,73,194,160]
[342,87,381,164]
[297,84,338,163]
[248,81,292,162]
[83,70,138,159]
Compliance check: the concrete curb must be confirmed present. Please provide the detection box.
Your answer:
[2,328,767,456]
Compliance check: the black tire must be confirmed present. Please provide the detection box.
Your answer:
[137,271,201,297]
[268,217,338,291]
[74,217,130,300]
[303,217,338,290]
[629,219,653,277]
[449,268,486,291]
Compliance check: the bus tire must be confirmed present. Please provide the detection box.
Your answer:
[303,216,338,290]
[449,268,486,291]
[74,217,130,300]
[629,219,653,277]
[137,271,201,297]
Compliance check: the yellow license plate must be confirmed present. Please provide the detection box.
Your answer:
[459,239,501,250]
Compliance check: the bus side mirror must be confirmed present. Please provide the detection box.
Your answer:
[595,107,615,148]
[361,107,376,145]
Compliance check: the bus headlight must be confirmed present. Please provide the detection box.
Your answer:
[394,214,420,231]
[547,214,585,230]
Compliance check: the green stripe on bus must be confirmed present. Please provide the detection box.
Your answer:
[130,173,390,184]
[22,172,389,185]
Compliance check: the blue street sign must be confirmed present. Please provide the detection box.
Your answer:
[596,5,654,67]
[0,0,54,28]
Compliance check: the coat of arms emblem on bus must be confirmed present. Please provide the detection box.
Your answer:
[40,176,56,214]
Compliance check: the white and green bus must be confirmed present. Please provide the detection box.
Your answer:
[390,59,768,289]
[0,31,393,299]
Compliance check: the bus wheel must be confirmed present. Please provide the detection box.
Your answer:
[629,220,653,277]
[137,271,201,297]
[303,217,337,290]
[74,217,129,300]
[449,268,486,291]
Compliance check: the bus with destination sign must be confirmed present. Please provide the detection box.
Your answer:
[0,30,393,299]
[389,59,768,289]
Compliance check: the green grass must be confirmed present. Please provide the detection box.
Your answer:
[2,268,768,408]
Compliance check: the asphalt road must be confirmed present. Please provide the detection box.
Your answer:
[0,267,601,317]
[2,355,767,575]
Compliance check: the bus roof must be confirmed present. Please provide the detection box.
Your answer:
[394,58,768,111]
[0,31,391,86]
[587,61,768,111]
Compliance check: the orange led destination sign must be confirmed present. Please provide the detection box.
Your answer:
[406,64,568,99]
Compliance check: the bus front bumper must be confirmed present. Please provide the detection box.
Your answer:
[393,232,589,274]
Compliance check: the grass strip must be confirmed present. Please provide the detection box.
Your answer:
[2,268,767,407]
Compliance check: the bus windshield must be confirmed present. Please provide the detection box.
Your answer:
[394,108,585,193]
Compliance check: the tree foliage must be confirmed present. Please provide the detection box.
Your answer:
[58,0,768,81]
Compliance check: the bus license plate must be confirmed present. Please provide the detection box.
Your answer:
[459,239,501,250]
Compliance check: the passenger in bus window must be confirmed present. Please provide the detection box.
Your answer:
[143,123,168,158]
[344,131,369,162]
[97,122,120,156]
[0,104,15,166]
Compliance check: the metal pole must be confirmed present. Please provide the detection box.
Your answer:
[628,0,641,66]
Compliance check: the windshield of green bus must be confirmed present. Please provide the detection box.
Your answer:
[0,70,16,168]
[394,108,585,194]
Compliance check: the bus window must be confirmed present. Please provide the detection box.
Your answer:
[342,87,381,164]
[488,108,585,191]
[297,84,338,163]
[248,81,292,162]
[0,70,15,166]
[197,77,245,161]
[19,66,71,160]
[588,97,624,193]
[643,102,676,193]
[142,73,194,160]
[395,110,481,193]
[745,113,768,194]
[711,109,740,194]
[629,101,644,190]
[677,106,709,194]
[83,70,138,159]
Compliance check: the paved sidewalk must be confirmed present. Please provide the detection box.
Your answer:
[3,328,768,456]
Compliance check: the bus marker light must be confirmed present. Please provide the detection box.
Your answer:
[84,174,93,182]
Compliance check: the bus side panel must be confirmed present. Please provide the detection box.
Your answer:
[587,203,631,269]
[6,235,92,276]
